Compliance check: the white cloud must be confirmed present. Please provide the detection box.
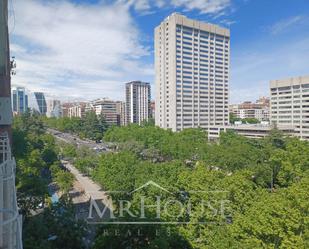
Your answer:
[131,0,151,11]
[155,0,166,8]
[171,0,231,14]
[10,0,232,101]
[268,15,306,35]
[10,0,153,101]
[220,19,237,26]
[10,43,26,54]
[123,0,231,15]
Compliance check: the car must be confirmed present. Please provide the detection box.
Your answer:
[37,202,44,209]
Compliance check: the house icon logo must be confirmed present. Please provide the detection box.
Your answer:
[128,181,172,195]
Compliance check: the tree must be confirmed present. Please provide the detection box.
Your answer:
[13,112,87,248]
[44,111,109,141]
[229,112,241,124]
[42,116,309,248]
[242,117,259,124]
[23,197,87,249]
[232,176,309,248]
[229,113,260,125]
[54,170,74,194]
[93,224,192,249]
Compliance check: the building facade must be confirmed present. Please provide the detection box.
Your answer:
[256,96,270,106]
[34,92,47,115]
[1,1,23,247]
[270,75,309,140]
[150,101,155,119]
[155,13,230,132]
[230,97,270,122]
[126,81,151,125]
[12,87,28,115]
[61,103,73,117]
[47,99,62,118]
[116,101,126,126]
[207,124,295,140]
[92,99,120,126]
[68,102,86,118]
[0,133,23,249]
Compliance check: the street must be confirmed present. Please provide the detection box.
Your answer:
[47,128,113,221]
[47,128,112,153]
[62,160,109,202]
[62,159,113,222]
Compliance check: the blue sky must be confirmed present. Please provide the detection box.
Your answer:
[9,0,309,103]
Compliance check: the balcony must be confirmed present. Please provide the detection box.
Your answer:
[0,133,23,249]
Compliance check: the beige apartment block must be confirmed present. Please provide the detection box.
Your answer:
[92,98,122,126]
[115,101,126,126]
[270,75,309,140]
[229,97,270,122]
[68,102,86,118]
[155,13,230,132]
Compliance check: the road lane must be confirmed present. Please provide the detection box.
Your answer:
[47,128,111,153]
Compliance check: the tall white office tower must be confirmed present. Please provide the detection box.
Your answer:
[155,13,230,132]
[125,81,151,125]
[270,75,309,140]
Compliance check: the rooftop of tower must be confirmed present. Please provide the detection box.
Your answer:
[161,12,230,37]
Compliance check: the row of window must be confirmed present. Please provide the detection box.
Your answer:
[276,105,309,109]
[176,33,228,44]
[271,84,309,92]
[176,25,229,40]
[177,83,226,88]
[176,54,227,60]
[176,39,228,47]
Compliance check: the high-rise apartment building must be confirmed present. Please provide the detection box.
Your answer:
[270,75,309,140]
[125,81,151,125]
[155,13,230,132]
[12,87,28,115]
[34,92,47,115]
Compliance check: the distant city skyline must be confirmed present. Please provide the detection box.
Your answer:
[9,83,273,105]
[9,0,309,103]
